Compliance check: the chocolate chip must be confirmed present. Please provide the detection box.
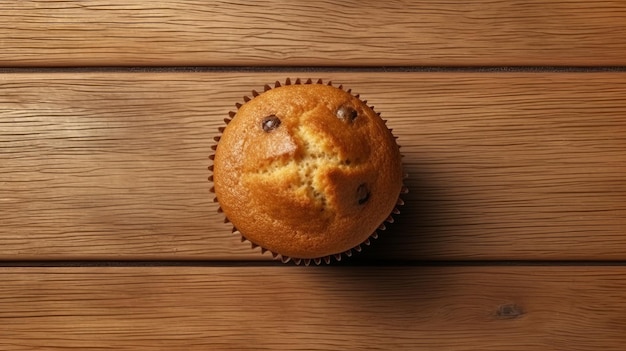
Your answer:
[336,105,358,122]
[262,115,281,132]
[357,183,370,205]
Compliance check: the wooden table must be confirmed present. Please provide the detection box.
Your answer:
[1,1,626,349]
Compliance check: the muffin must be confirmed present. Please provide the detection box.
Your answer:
[210,78,406,265]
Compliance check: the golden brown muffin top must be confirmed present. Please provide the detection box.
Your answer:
[213,82,403,259]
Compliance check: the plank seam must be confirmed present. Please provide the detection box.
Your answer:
[2,260,626,267]
[1,66,626,73]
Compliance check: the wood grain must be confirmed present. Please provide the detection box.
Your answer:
[1,266,625,350]
[1,72,625,261]
[1,1,626,67]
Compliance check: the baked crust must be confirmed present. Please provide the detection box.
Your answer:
[213,82,403,258]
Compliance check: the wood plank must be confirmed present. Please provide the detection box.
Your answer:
[1,1,626,67]
[1,266,625,350]
[1,72,625,260]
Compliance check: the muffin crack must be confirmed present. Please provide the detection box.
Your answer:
[293,124,345,210]
[248,122,348,211]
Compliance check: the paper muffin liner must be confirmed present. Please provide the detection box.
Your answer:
[209,78,408,266]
